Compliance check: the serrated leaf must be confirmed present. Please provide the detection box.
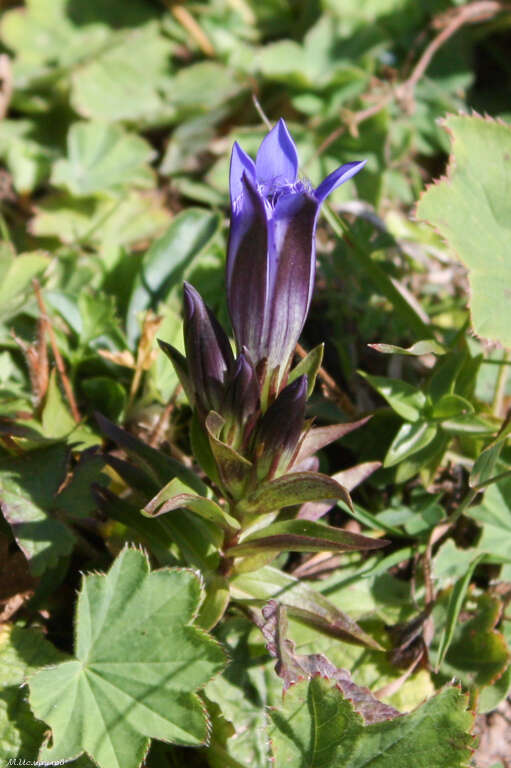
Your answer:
[29,548,226,768]
[71,23,175,124]
[30,190,171,248]
[417,114,511,347]
[0,625,65,763]
[126,208,220,344]
[227,519,386,557]
[0,443,76,575]
[260,600,399,722]
[360,372,427,422]
[0,248,49,321]
[52,122,155,196]
[269,678,475,768]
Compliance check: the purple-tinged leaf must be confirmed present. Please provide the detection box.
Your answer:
[260,600,399,723]
[226,519,387,557]
[142,477,240,531]
[205,411,252,499]
[292,416,372,466]
[230,564,383,650]
[239,471,352,515]
[157,338,194,405]
[298,462,381,520]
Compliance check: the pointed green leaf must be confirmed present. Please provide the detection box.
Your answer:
[360,372,427,422]
[230,565,382,650]
[205,411,252,499]
[287,343,324,396]
[432,394,474,420]
[293,417,371,465]
[417,114,511,347]
[384,422,438,467]
[142,477,240,532]
[241,471,352,515]
[29,548,226,768]
[227,519,386,557]
[369,340,447,356]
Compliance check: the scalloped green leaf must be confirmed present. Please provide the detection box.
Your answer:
[417,115,511,347]
[0,625,65,763]
[52,122,156,196]
[269,678,475,768]
[28,548,226,768]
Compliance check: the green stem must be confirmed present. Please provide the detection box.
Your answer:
[491,348,511,417]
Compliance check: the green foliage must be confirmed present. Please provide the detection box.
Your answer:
[268,678,474,768]
[1,0,510,765]
[417,115,511,347]
[29,548,226,768]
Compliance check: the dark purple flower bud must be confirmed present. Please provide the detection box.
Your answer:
[228,119,365,391]
[221,349,260,432]
[254,374,308,480]
[182,281,234,415]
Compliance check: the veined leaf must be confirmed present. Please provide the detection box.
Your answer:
[226,519,386,557]
[29,548,226,768]
[269,678,475,768]
[360,372,427,422]
[142,476,240,531]
[417,114,511,347]
[240,471,352,515]
[384,422,438,467]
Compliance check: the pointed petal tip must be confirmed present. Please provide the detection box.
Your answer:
[314,159,367,204]
[256,118,299,187]
[230,141,256,205]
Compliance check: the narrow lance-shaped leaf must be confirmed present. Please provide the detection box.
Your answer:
[142,476,240,532]
[226,519,387,557]
[240,471,353,515]
[29,548,226,768]
[230,565,383,650]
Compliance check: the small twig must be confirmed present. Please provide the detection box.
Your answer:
[148,396,176,448]
[252,94,273,131]
[169,3,215,56]
[296,342,357,416]
[33,279,81,423]
[396,1,509,111]
[313,92,393,159]
[0,54,13,120]
[492,349,511,418]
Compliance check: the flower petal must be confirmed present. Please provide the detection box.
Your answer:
[264,191,318,371]
[227,173,269,361]
[229,141,256,207]
[256,118,298,189]
[314,160,367,203]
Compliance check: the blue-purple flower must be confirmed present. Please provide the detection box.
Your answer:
[228,119,366,393]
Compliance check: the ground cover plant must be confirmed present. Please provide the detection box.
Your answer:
[0,1,511,766]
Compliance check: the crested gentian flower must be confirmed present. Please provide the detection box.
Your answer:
[228,118,366,394]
